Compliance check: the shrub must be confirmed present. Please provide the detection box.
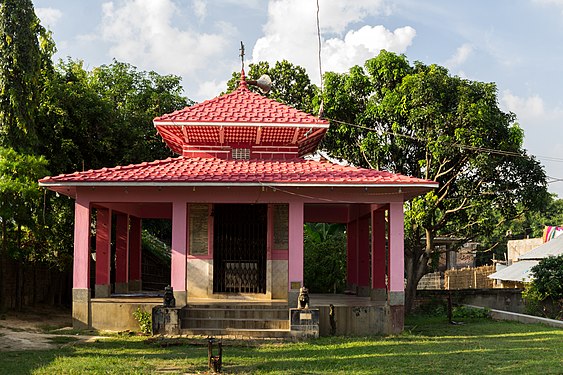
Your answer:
[133,307,152,335]
[452,305,491,319]
[523,255,563,320]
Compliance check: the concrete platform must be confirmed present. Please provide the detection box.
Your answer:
[88,293,396,336]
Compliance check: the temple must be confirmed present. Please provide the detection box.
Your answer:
[39,72,437,336]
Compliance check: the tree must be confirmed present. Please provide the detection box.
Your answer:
[0,147,49,310]
[38,59,190,174]
[33,59,190,275]
[0,0,53,152]
[226,60,318,114]
[303,223,347,293]
[321,51,548,312]
[87,60,190,165]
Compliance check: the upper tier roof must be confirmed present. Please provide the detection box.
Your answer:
[153,74,329,157]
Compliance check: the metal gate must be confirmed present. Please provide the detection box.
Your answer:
[213,204,267,294]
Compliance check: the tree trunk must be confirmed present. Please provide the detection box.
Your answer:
[32,263,37,306]
[15,225,23,311]
[404,248,428,313]
[405,229,437,314]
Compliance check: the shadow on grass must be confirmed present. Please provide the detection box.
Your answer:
[1,318,562,375]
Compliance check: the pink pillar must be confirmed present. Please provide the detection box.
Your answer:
[346,219,358,290]
[171,201,187,305]
[388,202,404,296]
[128,216,142,291]
[72,196,91,329]
[357,215,370,295]
[388,201,405,333]
[95,207,111,297]
[73,199,90,289]
[288,201,304,306]
[114,213,129,293]
[371,207,387,300]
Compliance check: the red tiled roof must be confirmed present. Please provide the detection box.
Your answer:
[153,84,329,126]
[153,81,329,155]
[39,156,437,187]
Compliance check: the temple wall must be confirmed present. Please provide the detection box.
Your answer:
[187,258,212,298]
[271,260,288,299]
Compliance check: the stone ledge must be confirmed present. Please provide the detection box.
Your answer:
[465,305,563,329]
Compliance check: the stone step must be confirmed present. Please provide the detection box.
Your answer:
[182,308,288,320]
[185,302,288,310]
[182,317,289,330]
[180,327,292,339]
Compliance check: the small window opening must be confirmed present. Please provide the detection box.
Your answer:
[232,148,250,160]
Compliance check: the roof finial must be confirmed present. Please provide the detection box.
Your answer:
[240,41,245,70]
[239,41,247,88]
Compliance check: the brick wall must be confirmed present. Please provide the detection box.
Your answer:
[417,272,442,290]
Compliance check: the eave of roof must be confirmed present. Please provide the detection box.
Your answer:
[488,260,539,282]
[39,156,438,191]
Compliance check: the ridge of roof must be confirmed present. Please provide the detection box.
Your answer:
[153,84,329,126]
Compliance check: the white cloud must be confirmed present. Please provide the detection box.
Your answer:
[501,90,545,119]
[36,7,63,27]
[197,79,228,101]
[323,26,415,73]
[500,90,563,197]
[445,43,473,69]
[192,0,207,21]
[98,0,229,79]
[317,0,391,34]
[533,0,563,16]
[252,0,414,83]
[533,0,563,7]
[222,0,262,9]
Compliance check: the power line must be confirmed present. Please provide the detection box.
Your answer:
[315,0,323,91]
[326,118,563,184]
[547,176,563,183]
[328,118,563,163]
[315,0,324,118]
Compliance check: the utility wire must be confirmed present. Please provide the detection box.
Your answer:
[316,0,324,118]
[328,118,563,162]
[316,0,323,92]
[326,118,563,184]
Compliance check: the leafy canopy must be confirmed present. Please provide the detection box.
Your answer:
[321,51,548,310]
[0,147,48,258]
[38,59,190,175]
[0,0,54,152]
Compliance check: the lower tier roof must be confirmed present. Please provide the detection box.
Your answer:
[39,156,438,198]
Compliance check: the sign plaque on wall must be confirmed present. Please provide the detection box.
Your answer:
[273,204,289,250]
[189,204,209,255]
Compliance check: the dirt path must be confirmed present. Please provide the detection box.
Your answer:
[0,306,99,351]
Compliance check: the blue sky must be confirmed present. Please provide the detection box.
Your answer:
[34,0,563,198]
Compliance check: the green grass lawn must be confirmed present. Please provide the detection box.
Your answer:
[1,316,562,374]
